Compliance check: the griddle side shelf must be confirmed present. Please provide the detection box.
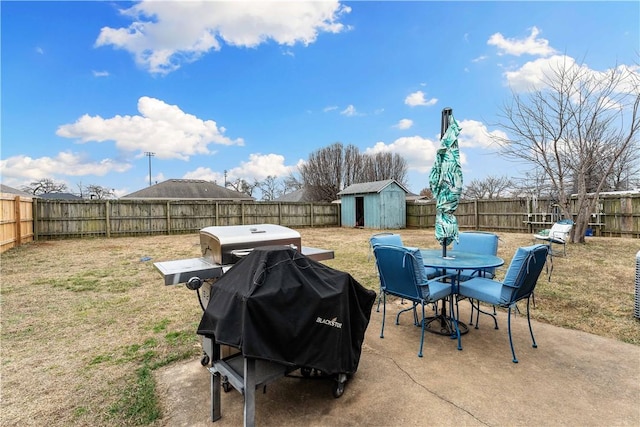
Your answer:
[208,341,294,427]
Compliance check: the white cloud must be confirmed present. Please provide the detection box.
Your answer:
[457,119,506,149]
[35,47,44,55]
[0,152,132,182]
[394,119,413,130]
[404,91,437,107]
[182,167,222,183]
[365,136,441,173]
[503,55,576,91]
[340,104,360,116]
[488,26,557,57]
[56,96,244,160]
[95,1,351,74]
[504,57,640,104]
[364,119,504,174]
[184,153,298,184]
[92,70,110,77]
[228,153,297,181]
[323,105,338,112]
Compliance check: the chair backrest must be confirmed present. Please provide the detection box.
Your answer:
[368,233,404,262]
[500,244,550,304]
[453,231,499,275]
[453,231,499,256]
[369,233,403,248]
[549,220,573,239]
[372,245,426,301]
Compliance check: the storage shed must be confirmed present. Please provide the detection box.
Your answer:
[337,179,408,229]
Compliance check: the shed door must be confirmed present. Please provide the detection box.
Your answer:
[355,197,364,227]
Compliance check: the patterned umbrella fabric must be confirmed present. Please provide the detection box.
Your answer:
[429,114,462,250]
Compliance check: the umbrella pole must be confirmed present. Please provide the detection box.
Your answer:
[442,240,447,258]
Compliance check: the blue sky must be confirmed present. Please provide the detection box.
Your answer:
[2,1,639,198]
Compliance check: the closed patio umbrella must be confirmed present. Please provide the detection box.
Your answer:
[429,108,462,257]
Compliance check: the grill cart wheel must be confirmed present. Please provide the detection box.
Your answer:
[200,354,210,366]
[332,374,347,398]
[300,367,312,377]
[222,376,231,393]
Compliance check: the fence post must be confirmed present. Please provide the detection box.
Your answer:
[278,203,282,225]
[14,196,22,246]
[474,199,479,230]
[310,203,314,227]
[166,201,171,235]
[105,200,111,238]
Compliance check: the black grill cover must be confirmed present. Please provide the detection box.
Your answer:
[197,246,376,375]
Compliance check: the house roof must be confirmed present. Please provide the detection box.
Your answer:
[337,179,409,196]
[0,184,33,197]
[38,192,82,200]
[121,179,254,201]
[272,188,315,202]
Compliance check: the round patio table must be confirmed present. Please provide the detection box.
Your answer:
[420,249,504,340]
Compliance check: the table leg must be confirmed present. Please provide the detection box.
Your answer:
[425,273,468,337]
[424,299,468,336]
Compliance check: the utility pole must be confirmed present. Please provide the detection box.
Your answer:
[145,152,155,186]
[224,170,228,187]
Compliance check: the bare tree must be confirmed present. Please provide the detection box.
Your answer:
[511,168,555,198]
[22,178,67,195]
[227,178,257,197]
[603,141,640,191]
[419,187,433,198]
[299,142,409,201]
[259,175,282,201]
[493,58,640,242]
[361,152,408,184]
[282,173,303,193]
[343,144,364,188]
[85,184,115,199]
[299,142,345,202]
[463,175,513,199]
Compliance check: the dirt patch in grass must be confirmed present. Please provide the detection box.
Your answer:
[1,228,638,426]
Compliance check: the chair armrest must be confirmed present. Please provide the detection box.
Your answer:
[425,272,457,283]
[548,231,567,241]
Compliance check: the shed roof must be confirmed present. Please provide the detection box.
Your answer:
[337,179,409,196]
[121,179,254,200]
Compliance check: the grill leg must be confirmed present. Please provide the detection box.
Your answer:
[243,357,256,427]
[210,344,221,422]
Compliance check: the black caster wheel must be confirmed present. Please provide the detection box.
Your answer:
[200,355,210,366]
[332,381,345,398]
[221,376,232,393]
[300,367,312,378]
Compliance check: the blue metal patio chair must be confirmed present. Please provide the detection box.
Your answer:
[373,245,457,357]
[369,233,440,312]
[452,231,500,327]
[453,231,500,280]
[457,244,549,363]
[369,233,404,312]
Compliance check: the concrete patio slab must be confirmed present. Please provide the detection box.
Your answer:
[155,301,640,426]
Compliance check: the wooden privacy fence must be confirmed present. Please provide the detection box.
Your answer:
[1,194,34,253]
[33,199,340,239]
[407,194,640,238]
[1,193,637,249]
